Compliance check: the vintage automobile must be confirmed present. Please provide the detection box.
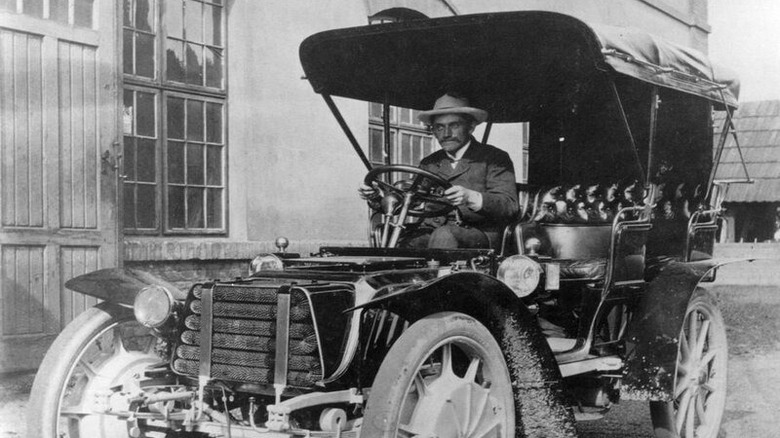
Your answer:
[28,11,748,438]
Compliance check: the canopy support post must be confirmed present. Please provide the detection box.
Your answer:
[707,115,731,203]
[608,79,646,185]
[383,101,392,165]
[322,94,373,171]
[705,89,751,203]
[481,122,493,145]
[646,87,660,184]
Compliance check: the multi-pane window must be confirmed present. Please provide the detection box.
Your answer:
[164,0,223,88]
[123,0,156,79]
[123,88,159,230]
[368,103,435,168]
[0,0,95,27]
[123,0,226,234]
[165,95,224,230]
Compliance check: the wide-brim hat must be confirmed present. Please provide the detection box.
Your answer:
[418,93,488,125]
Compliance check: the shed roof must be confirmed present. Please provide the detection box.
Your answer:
[715,100,780,202]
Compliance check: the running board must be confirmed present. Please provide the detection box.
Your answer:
[558,356,623,378]
[546,337,577,353]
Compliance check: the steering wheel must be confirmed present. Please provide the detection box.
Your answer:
[364,165,457,248]
[364,164,455,218]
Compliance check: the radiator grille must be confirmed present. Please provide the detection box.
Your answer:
[171,284,323,387]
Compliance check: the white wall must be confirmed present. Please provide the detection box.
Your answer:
[473,124,525,180]
[229,1,373,251]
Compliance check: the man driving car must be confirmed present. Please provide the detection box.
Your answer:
[359,93,519,249]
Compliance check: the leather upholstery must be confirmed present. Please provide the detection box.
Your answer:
[516,181,646,281]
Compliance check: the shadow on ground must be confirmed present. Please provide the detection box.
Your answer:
[0,370,34,438]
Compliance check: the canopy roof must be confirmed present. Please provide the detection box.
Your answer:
[300,11,739,123]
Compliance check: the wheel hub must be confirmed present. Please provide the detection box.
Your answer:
[56,319,160,438]
[400,345,506,438]
[72,351,159,436]
[412,379,497,437]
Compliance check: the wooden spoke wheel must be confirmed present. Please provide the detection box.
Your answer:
[650,289,728,438]
[28,303,159,438]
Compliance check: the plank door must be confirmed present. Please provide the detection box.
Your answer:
[0,0,121,372]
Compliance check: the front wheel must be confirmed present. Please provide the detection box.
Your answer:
[650,288,728,438]
[27,302,160,438]
[362,312,515,437]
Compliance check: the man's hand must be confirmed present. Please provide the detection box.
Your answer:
[358,183,380,201]
[445,185,483,211]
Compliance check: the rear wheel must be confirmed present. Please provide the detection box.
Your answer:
[362,312,515,437]
[27,302,159,438]
[650,288,728,438]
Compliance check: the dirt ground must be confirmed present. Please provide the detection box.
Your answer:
[2,282,779,438]
[0,369,32,438]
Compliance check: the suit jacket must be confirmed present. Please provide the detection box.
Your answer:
[420,138,519,234]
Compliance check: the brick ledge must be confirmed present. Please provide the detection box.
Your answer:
[123,239,365,261]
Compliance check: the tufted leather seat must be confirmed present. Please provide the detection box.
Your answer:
[513,181,647,282]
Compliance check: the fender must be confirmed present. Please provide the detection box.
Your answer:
[64,268,187,307]
[620,258,751,401]
[358,271,578,437]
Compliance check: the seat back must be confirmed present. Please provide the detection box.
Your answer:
[646,181,712,262]
[506,181,650,284]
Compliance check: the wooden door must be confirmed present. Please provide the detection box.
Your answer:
[0,1,120,372]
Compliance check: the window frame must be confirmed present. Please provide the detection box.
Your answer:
[1,0,96,27]
[122,85,162,235]
[122,0,228,236]
[160,0,225,93]
[162,90,227,235]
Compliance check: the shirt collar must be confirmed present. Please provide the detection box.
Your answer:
[446,140,472,162]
